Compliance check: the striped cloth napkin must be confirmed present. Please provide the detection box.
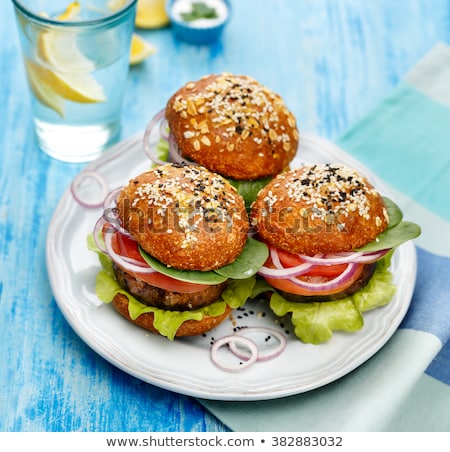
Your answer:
[200,42,450,432]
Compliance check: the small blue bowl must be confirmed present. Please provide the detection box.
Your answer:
[167,0,231,45]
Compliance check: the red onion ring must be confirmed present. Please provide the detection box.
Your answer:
[210,336,259,372]
[259,246,314,279]
[228,327,287,362]
[299,249,390,265]
[270,245,283,269]
[168,132,185,164]
[70,170,108,209]
[102,186,122,211]
[159,118,169,140]
[144,108,168,166]
[103,230,156,274]
[258,263,314,279]
[93,216,107,254]
[287,262,360,292]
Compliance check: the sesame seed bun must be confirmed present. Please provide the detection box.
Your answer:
[251,163,389,255]
[165,73,299,181]
[116,163,249,271]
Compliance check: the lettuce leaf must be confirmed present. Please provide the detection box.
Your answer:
[256,253,396,344]
[96,268,255,340]
[228,177,272,208]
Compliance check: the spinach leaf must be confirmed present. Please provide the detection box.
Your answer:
[139,248,228,284]
[215,237,269,279]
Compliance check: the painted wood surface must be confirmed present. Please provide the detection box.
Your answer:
[1,0,449,432]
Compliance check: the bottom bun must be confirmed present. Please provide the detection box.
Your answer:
[112,293,232,337]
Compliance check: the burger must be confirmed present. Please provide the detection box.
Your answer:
[250,163,421,344]
[145,72,299,207]
[91,163,268,340]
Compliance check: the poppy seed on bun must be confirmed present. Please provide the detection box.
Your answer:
[251,163,389,255]
[116,163,249,271]
[165,73,299,181]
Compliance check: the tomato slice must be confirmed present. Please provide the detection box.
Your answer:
[264,248,365,296]
[275,248,349,277]
[104,228,209,293]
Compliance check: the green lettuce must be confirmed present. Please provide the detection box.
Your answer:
[95,266,255,340]
[228,177,273,208]
[252,252,396,345]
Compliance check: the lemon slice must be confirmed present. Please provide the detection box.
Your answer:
[57,1,81,20]
[25,58,65,117]
[35,24,106,103]
[135,0,170,29]
[37,31,96,73]
[26,55,106,104]
[129,34,157,65]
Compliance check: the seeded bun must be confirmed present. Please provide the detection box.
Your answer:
[251,163,389,255]
[112,293,233,337]
[116,163,249,271]
[165,73,299,181]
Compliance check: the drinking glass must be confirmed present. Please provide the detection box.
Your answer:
[12,0,137,162]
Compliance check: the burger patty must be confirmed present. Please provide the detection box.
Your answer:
[277,262,377,303]
[113,265,228,311]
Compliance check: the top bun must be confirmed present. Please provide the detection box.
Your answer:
[251,163,389,255]
[165,73,299,181]
[116,163,249,271]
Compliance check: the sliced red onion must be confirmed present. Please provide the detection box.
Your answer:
[287,262,360,292]
[144,108,168,166]
[103,231,156,274]
[270,245,283,269]
[228,327,287,362]
[258,263,314,279]
[159,118,169,140]
[168,132,185,164]
[259,246,315,279]
[70,170,108,209]
[211,336,259,372]
[93,216,107,254]
[102,186,122,211]
[300,249,390,265]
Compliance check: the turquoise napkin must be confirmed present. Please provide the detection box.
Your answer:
[200,43,450,432]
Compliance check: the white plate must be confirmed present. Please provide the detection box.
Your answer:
[46,132,417,401]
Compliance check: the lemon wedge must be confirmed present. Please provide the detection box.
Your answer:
[35,32,106,103]
[135,0,170,29]
[57,1,81,20]
[25,58,65,117]
[129,34,157,65]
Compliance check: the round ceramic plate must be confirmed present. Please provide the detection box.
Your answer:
[46,132,417,401]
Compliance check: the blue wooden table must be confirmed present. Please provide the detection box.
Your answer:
[1,0,449,432]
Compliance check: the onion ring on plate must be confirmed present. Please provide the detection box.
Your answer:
[211,336,259,372]
[70,170,108,209]
[228,327,287,362]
